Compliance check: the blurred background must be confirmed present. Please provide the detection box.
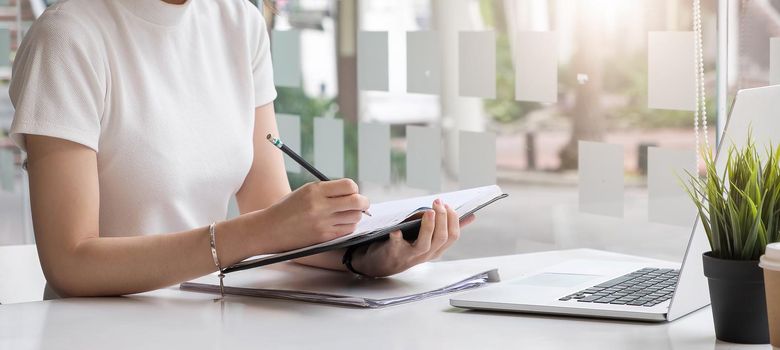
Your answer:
[1,0,779,264]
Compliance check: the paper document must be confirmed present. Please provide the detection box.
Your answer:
[270,185,501,254]
[181,262,500,308]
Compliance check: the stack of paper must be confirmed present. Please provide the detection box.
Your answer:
[181,262,500,308]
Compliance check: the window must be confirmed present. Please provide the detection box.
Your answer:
[3,0,777,265]
[270,0,720,262]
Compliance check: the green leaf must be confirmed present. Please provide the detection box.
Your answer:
[681,129,779,260]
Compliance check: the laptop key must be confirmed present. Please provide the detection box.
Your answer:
[578,295,601,302]
[593,298,616,303]
[559,267,680,307]
[594,275,637,288]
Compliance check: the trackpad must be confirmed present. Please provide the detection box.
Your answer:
[512,273,600,288]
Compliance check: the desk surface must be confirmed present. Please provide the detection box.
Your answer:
[0,244,45,304]
[0,246,770,350]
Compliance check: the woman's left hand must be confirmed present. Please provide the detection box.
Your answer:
[351,198,476,277]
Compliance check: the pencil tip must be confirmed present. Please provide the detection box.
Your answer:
[266,134,273,140]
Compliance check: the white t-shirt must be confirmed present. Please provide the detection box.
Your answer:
[9,0,277,237]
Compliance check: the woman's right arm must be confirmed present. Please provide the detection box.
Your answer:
[25,135,367,297]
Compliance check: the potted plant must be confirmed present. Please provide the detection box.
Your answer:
[683,135,780,344]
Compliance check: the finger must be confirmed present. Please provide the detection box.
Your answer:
[432,204,461,259]
[332,223,358,236]
[389,230,404,242]
[320,178,359,197]
[412,209,435,254]
[385,230,405,254]
[329,193,370,212]
[330,210,363,226]
[427,199,449,256]
[459,214,476,228]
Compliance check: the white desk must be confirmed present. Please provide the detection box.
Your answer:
[0,246,769,349]
[0,244,45,304]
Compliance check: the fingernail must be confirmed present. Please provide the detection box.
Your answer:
[434,198,441,205]
[444,203,451,210]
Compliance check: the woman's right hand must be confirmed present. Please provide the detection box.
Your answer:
[252,179,369,253]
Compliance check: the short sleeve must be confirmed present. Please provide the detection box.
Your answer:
[246,4,277,107]
[9,11,106,152]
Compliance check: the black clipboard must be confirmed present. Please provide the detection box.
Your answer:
[223,193,508,274]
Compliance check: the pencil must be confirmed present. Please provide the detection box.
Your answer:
[267,134,372,217]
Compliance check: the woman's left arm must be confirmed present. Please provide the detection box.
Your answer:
[237,104,475,277]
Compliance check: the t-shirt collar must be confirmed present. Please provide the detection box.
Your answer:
[117,0,192,27]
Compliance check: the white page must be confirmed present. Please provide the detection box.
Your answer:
[309,185,501,247]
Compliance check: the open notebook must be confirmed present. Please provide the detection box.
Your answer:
[223,185,507,274]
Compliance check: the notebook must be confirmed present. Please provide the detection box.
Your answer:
[223,185,507,274]
[181,261,501,308]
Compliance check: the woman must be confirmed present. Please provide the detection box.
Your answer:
[9,0,473,298]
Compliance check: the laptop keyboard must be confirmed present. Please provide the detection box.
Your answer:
[558,268,679,307]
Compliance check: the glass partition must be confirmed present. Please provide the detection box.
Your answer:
[2,0,777,266]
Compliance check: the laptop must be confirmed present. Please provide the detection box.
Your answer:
[450,85,780,322]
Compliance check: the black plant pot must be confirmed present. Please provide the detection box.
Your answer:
[702,252,769,344]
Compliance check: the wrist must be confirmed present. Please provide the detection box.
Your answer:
[238,209,279,256]
[218,211,267,262]
[347,246,375,277]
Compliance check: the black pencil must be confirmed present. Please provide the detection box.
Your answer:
[267,134,372,216]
